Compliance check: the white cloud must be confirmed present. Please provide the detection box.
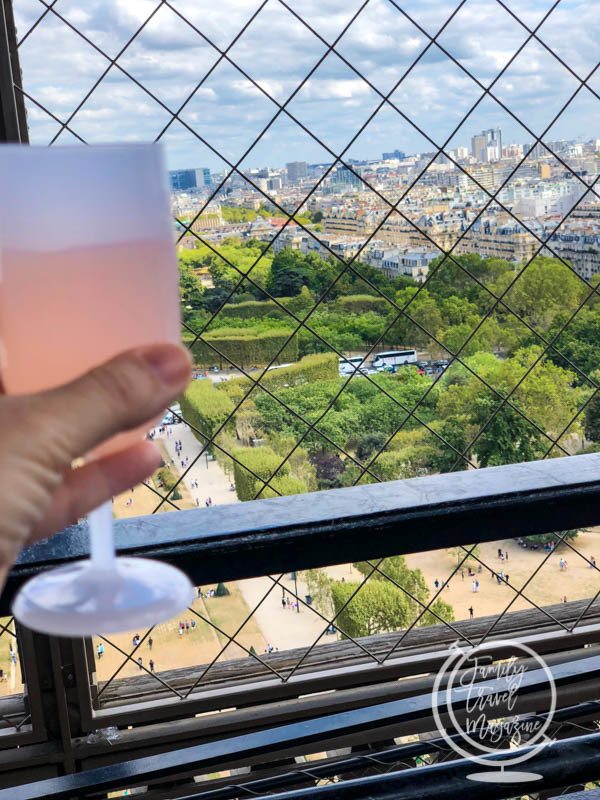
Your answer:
[11,0,598,170]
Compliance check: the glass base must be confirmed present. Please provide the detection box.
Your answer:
[12,557,195,636]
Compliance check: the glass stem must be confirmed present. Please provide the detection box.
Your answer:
[89,500,116,570]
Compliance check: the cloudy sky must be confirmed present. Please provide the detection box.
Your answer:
[13,0,600,172]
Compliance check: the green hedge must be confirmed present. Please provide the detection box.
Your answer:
[219,300,289,320]
[180,380,235,452]
[191,329,299,368]
[223,353,339,398]
[232,446,308,501]
[336,294,390,315]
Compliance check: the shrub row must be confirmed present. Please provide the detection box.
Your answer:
[219,299,289,320]
[232,446,308,501]
[179,379,235,453]
[222,353,339,401]
[191,329,299,368]
[335,294,391,315]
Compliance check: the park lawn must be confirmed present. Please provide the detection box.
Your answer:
[202,583,266,658]
[94,598,223,683]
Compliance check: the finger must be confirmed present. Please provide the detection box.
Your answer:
[28,440,163,542]
[27,343,191,468]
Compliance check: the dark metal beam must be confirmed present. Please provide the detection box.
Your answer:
[215,734,600,800]
[0,0,27,143]
[5,453,600,613]
[5,651,600,800]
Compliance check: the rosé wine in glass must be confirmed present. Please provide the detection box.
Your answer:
[0,143,194,636]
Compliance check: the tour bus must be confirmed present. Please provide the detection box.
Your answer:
[339,356,365,376]
[372,349,418,370]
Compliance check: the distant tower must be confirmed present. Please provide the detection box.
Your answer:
[286,161,308,183]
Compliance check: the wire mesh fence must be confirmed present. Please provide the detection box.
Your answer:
[8,0,600,701]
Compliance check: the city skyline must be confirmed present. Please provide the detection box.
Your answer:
[14,0,600,171]
[170,125,598,183]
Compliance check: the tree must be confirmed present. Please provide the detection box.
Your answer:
[330,579,412,638]
[214,582,231,596]
[310,451,346,488]
[303,569,334,618]
[420,597,455,626]
[505,257,587,331]
[585,388,600,442]
[354,432,388,462]
[267,249,310,296]
[473,394,544,467]
[391,287,444,349]
[526,529,584,546]
[178,259,205,321]
[447,544,480,568]
[430,417,470,473]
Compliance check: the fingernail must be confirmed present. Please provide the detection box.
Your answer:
[140,344,191,386]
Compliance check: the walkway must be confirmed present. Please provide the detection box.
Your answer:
[154,422,238,507]
[153,421,333,653]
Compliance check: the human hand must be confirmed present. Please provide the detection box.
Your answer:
[0,343,191,588]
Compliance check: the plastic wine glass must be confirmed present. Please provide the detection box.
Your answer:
[0,143,195,636]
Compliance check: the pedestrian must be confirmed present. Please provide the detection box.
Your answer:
[282,595,287,609]
[563,595,568,603]
[205,499,210,507]
[196,497,200,506]
[434,579,440,590]
[148,636,153,651]
[505,550,508,562]
[97,643,104,659]
[498,548,503,559]
[461,568,464,581]
[592,557,597,568]
[185,620,190,632]
[137,657,143,670]
[472,579,477,593]
[149,659,155,672]
[191,619,196,630]
[178,626,183,637]
[468,606,474,619]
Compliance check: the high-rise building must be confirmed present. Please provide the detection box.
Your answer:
[170,169,197,191]
[332,166,361,187]
[471,128,502,162]
[382,149,406,160]
[196,167,212,187]
[286,161,308,182]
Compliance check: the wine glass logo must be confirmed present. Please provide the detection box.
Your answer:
[432,639,556,783]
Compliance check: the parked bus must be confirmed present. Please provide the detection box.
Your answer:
[339,356,365,376]
[372,349,418,370]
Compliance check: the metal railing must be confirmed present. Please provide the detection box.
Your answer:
[0,457,599,794]
[1,458,600,796]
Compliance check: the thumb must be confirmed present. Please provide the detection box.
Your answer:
[25,343,191,467]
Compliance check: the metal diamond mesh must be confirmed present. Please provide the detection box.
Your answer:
[10,0,600,702]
